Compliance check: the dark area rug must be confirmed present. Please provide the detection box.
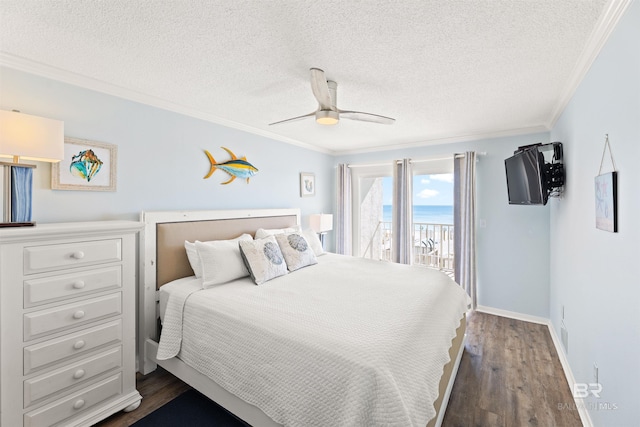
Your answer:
[132,389,250,427]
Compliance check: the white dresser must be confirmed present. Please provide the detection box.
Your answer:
[0,221,142,427]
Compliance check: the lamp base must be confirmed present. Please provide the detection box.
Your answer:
[0,221,36,228]
[2,162,35,224]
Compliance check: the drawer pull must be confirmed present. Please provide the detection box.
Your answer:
[73,369,86,379]
[73,310,85,320]
[71,251,85,260]
[72,280,86,289]
[73,399,85,410]
[73,340,86,350]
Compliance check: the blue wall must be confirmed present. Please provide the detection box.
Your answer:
[549,1,640,425]
[0,67,334,235]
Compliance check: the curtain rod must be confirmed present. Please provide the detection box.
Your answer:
[347,152,486,168]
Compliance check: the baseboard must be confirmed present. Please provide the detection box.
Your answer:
[474,305,593,427]
[547,323,593,427]
[475,305,549,325]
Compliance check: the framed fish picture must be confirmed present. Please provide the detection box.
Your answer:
[52,137,117,191]
[300,172,315,197]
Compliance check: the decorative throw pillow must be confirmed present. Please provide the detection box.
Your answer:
[275,232,318,272]
[302,228,325,257]
[185,233,252,278]
[239,236,288,285]
[254,225,301,240]
[196,239,252,288]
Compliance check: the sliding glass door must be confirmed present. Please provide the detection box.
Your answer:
[351,164,392,260]
[350,158,454,273]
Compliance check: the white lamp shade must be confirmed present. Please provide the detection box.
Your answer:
[0,110,64,163]
[310,213,333,233]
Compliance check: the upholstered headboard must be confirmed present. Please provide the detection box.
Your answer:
[155,214,299,287]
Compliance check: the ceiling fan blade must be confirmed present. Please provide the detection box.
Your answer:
[310,68,333,110]
[339,110,396,125]
[268,111,315,126]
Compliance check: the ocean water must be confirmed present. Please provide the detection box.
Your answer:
[383,205,453,225]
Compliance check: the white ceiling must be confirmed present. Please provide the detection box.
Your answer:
[0,0,626,154]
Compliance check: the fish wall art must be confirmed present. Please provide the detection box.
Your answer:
[204,147,258,184]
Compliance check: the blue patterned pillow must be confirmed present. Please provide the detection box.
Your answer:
[275,232,318,272]
[239,236,288,285]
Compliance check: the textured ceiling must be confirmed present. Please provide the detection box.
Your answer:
[0,0,619,154]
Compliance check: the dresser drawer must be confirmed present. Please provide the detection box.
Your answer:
[24,266,122,308]
[24,320,122,375]
[24,346,122,407]
[24,293,122,341]
[24,239,122,275]
[24,373,122,427]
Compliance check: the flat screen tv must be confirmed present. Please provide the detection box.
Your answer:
[505,147,549,205]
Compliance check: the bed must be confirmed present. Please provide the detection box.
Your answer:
[138,209,469,427]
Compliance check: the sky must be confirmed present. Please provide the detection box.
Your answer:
[382,174,454,206]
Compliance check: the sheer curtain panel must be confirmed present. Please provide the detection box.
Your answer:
[453,152,477,309]
[336,164,352,255]
[392,159,413,264]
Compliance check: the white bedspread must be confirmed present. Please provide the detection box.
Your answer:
[158,253,470,427]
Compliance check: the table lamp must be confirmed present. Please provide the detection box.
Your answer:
[0,110,64,227]
[309,213,333,247]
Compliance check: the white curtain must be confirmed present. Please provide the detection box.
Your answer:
[336,164,352,255]
[454,152,477,309]
[392,159,413,264]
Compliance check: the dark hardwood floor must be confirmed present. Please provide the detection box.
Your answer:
[97,311,582,426]
[442,312,582,427]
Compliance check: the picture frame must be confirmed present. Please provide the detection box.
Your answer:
[300,172,315,197]
[52,137,117,191]
[594,171,617,232]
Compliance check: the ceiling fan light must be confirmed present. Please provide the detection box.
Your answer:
[316,117,339,125]
[315,110,339,125]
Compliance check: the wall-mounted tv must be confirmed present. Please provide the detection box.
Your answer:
[505,147,549,205]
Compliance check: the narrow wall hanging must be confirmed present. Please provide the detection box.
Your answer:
[300,172,315,197]
[203,147,258,184]
[594,134,617,232]
[52,137,117,191]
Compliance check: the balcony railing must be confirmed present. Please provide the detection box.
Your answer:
[362,221,454,272]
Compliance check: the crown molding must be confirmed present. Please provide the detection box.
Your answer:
[334,125,550,156]
[548,0,633,128]
[0,52,332,155]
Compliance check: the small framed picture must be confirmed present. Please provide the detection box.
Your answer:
[300,172,315,197]
[52,137,117,191]
[595,171,617,232]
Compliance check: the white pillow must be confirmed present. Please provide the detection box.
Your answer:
[275,232,318,272]
[302,228,325,256]
[185,233,252,278]
[254,225,301,240]
[239,236,288,285]
[196,239,251,288]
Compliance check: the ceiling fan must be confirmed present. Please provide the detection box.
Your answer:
[269,68,396,126]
